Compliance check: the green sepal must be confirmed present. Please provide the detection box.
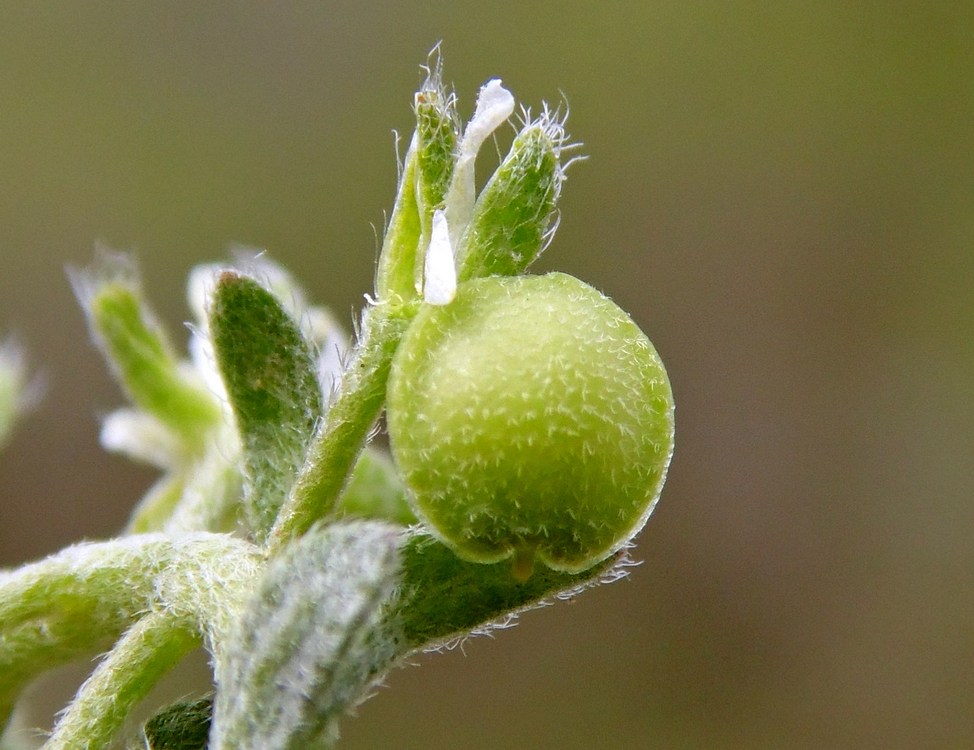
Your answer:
[375,70,458,306]
[413,80,458,290]
[211,522,404,750]
[456,121,563,281]
[375,142,422,305]
[208,271,323,543]
[415,89,457,219]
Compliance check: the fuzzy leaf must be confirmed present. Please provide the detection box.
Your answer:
[212,521,621,747]
[209,271,323,542]
[211,522,404,750]
[395,527,618,647]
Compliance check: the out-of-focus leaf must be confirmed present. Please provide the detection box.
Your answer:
[139,698,212,750]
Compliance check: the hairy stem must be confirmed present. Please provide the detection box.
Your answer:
[0,533,261,737]
[44,613,199,750]
[268,302,417,549]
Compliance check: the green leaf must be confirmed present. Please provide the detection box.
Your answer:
[211,522,404,750]
[140,698,213,750]
[212,521,621,747]
[395,526,618,648]
[209,271,323,543]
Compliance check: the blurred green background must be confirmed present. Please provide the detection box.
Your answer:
[1,3,972,748]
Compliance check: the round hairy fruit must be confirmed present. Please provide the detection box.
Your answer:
[386,272,674,577]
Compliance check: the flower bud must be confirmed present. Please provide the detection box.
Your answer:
[376,70,459,305]
[454,113,566,282]
[72,252,220,452]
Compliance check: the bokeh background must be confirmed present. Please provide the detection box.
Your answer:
[1,3,972,748]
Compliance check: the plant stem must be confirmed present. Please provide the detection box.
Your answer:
[43,612,199,750]
[268,302,417,550]
[1,617,126,737]
[0,533,261,740]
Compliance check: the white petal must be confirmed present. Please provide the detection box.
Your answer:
[462,80,516,157]
[444,80,516,247]
[100,409,183,468]
[423,209,457,306]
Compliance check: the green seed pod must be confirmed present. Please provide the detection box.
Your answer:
[386,272,674,578]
